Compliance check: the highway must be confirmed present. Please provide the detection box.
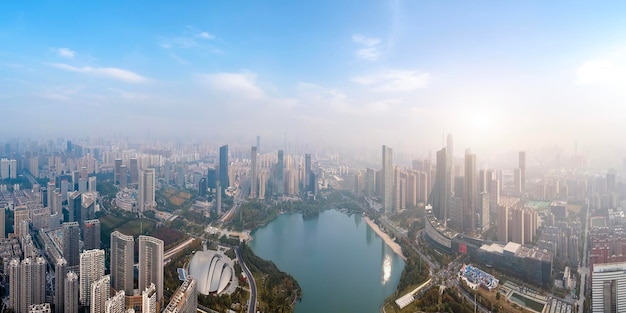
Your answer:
[219,184,246,222]
[235,247,257,313]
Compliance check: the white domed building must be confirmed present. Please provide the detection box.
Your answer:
[188,250,234,295]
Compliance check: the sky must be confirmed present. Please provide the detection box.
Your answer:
[2,1,626,161]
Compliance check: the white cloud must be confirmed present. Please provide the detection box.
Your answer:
[51,47,76,58]
[49,63,149,83]
[198,71,266,100]
[352,34,382,61]
[39,93,70,101]
[576,58,626,85]
[352,69,431,92]
[197,32,215,40]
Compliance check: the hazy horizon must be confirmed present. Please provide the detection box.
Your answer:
[2,1,626,167]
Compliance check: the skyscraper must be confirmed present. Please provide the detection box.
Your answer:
[382,146,393,213]
[463,152,476,233]
[430,148,448,222]
[513,168,522,196]
[256,135,261,154]
[163,278,197,313]
[90,275,111,313]
[250,146,258,199]
[304,153,312,192]
[114,159,123,185]
[142,283,157,313]
[207,168,217,190]
[276,150,284,195]
[63,222,81,267]
[79,249,105,306]
[83,219,101,250]
[9,257,47,313]
[219,145,229,189]
[65,271,80,313]
[14,205,29,238]
[138,168,156,212]
[447,134,454,196]
[497,204,509,242]
[139,236,164,304]
[519,151,526,193]
[105,290,126,313]
[110,231,135,295]
[54,258,68,313]
[129,158,139,184]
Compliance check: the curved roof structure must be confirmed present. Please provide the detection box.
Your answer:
[189,251,233,295]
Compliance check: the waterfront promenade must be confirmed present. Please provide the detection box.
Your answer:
[364,216,407,261]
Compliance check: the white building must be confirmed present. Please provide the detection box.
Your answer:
[592,262,626,312]
[79,249,105,306]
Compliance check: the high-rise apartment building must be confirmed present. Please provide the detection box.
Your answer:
[142,283,157,313]
[90,275,111,313]
[219,145,229,189]
[65,271,80,313]
[382,145,393,214]
[447,134,454,196]
[304,153,312,193]
[163,278,197,313]
[250,146,258,199]
[463,152,477,233]
[9,257,47,313]
[110,231,135,295]
[139,236,164,304]
[83,219,101,250]
[497,204,509,242]
[105,290,126,313]
[63,222,81,267]
[54,258,67,313]
[79,249,105,306]
[276,150,284,195]
[14,205,29,238]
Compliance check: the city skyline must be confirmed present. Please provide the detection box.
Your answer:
[1,1,626,159]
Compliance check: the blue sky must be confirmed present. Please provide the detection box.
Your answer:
[2,1,626,157]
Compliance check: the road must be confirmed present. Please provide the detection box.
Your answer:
[163,237,197,264]
[219,185,245,222]
[235,247,257,313]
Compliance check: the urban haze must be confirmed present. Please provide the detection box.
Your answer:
[1,1,625,313]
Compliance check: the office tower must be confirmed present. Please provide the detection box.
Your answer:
[129,158,139,184]
[105,290,126,313]
[514,168,522,196]
[207,168,217,190]
[142,283,157,313]
[497,204,509,242]
[250,146,258,199]
[463,152,476,233]
[83,219,101,250]
[55,258,67,313]
[447,134,454,196]
[256,135,261,154]
[448,197,464,232]
[114,159,123,185]
[479,192,490,231]
[78,177,88,193]
[79,249,105,306]
[63,222,81,267]
[91,275,111,313]
[592,262,626,312]
[139,236,164,304]
[119,165,128,188]
[219,145,229,189]
[88,176,97,192]
[519,151,526,193]
[110,231,134,295]
[276,150,284,195]
[304,153,312,192]
[382,146,393,213]
[65,271,80,313]
[163,278,197,313]
[138,168,156,212]
[430,148,448,222]
[14,205,29,238]
[198,177,207,197]
[0,207,4,239]
[216,182,222,216]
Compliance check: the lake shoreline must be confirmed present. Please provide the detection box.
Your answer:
[363,215,407,261]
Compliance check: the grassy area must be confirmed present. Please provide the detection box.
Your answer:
[99,211,156,248]
[150,226,188,251]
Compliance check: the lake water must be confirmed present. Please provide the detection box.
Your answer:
[249,210,405,313]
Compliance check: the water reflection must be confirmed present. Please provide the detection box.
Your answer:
[382,253,392,285]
